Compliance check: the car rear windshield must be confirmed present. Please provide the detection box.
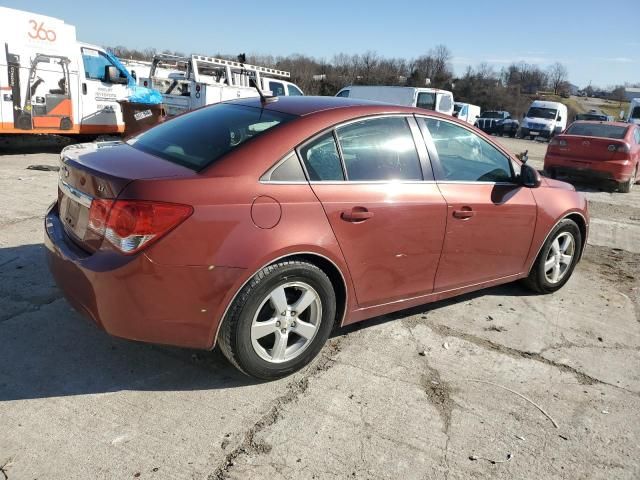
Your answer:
[128,104,296,170]
[527,107,557,119]
[480,111,502,118]
[631,106,640,119]
[566,123,628,139]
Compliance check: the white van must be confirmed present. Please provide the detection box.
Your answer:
[627,98,640,125]
[0,7,158,136]
[335,86,455,115]
[520,100,568,139]
[453,102,481,125]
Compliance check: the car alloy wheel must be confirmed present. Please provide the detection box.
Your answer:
[543,232,575,284]
[250,282,322,363]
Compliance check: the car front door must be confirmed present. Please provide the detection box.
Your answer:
[299,116,447,308]
[417,116,537,291]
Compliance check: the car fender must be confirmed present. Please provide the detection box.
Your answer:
[525,187,589,272]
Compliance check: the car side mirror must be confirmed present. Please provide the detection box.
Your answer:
[105,65,127,85]
[520,163,541,188]
[557,116,562,122]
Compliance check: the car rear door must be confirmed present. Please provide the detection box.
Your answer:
[417,116,537,291]
[299,115,447,308]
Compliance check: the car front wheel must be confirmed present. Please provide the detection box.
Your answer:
[523,219,582,293]
[218,260,336,380]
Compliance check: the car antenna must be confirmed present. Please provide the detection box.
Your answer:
[238,53,278,104]
[249,77,278,104]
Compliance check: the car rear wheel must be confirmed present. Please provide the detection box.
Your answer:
[619,165,637,193]
[218,260,336,380]
[523,219,582,293]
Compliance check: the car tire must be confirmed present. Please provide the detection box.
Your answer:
[523,219,582,294]
[619,165,637,193]
[218,260,336,380]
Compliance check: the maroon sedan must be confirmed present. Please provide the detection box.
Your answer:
[544,121,640,192]
[45,97,588,379]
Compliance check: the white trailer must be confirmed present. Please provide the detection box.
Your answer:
[146,54,303,116]
[0,7,158,136]
[335,86,455,115]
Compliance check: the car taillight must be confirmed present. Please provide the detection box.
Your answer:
[549,138,566,147]
[88,199,192,254]
[608,143,630,153]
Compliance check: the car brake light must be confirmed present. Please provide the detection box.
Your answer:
[88,199,192,254]
[608,143,630,153]
[549,138,567,147]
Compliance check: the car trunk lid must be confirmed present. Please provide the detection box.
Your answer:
[549,135,626,162]
[58,141,195,252]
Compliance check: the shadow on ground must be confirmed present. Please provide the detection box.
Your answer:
[0,243,256,402]
[0,242,540,403]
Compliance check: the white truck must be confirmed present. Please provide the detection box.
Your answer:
[334,86,455,115]
[0,7,159,136]
[144,54,304,116]
[453,102,481,125]
[627,98,640,125]
[520,100,568,140]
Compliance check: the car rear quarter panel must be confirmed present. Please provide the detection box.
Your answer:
[118,171,355,349]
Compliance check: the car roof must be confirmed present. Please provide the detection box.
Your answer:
[229,95,418,117]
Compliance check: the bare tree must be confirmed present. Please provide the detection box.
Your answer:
[548,62,569,95]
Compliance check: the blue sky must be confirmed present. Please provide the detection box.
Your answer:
[5,0,638,88]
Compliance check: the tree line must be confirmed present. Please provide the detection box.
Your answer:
[109,44,585,117]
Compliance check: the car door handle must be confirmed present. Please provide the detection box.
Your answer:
[341,207,374,222]
[453,208,474,219]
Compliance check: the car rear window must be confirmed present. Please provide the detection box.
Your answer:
[128,104,296,170]
[566,123,628,139]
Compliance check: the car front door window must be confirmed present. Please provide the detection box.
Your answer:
[421,118,513,183]
[82,48,125,83]
[268,81,285,96]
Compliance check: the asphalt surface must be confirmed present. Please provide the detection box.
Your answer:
[1,137,639,479]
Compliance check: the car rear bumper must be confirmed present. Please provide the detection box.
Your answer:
[544,154,634,183]
[44,202,245,349]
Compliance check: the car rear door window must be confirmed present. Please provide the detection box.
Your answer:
[438,94,452,113]
[335,117,422,181]
[420,118,513,182]
[287,84,303,96]
[299,132,345,181]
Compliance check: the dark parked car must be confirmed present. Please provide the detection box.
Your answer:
[575,113,608,122]
[46,96,588,379]
[474,111,519,137]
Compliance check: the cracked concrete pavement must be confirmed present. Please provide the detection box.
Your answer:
[1,137,639,479]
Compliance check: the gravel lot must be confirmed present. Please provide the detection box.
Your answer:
[1,136,639,480]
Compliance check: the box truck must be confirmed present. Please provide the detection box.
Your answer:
[0,7,159,136]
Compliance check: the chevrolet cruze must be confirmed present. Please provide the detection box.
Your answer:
[45,96,589,379]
